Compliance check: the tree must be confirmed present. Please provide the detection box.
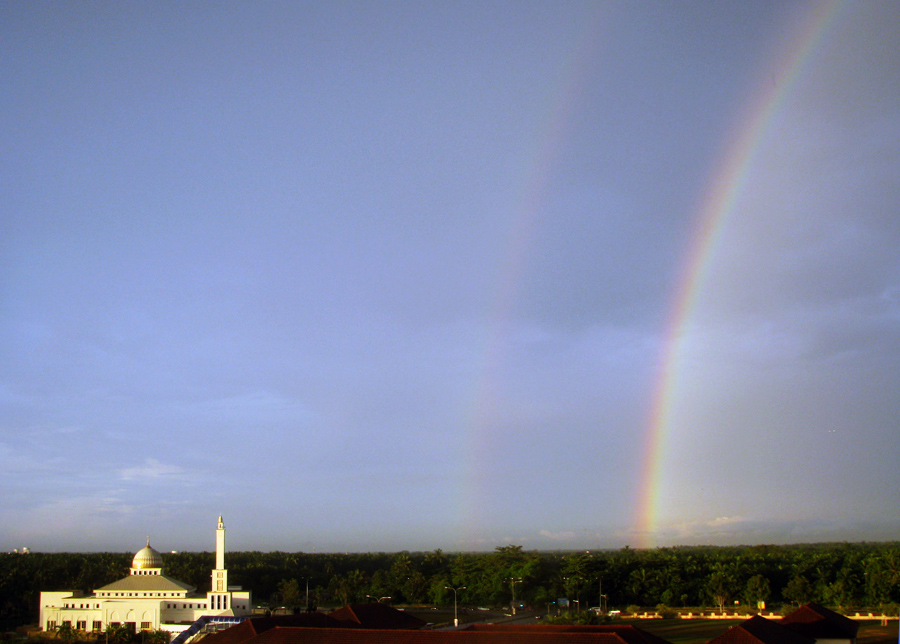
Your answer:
[783,575,813,607]
[706,571,733,612]
[105,624,132,644]
[330,569,367,606]
[54,622,77,644]
[277,579,303,612]
[145,630,169,644]
[744,574,771,609]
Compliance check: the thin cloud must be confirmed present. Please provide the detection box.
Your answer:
[118,458,191,483]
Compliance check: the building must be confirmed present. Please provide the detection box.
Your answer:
[780,603,859,644]
[707,605,859,644]
[707,615,815,644]
[39,516,251,636]
[200,608,675,644]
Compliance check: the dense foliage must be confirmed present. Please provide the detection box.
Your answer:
[3,543,898,631]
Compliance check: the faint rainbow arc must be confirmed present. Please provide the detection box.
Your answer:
[634,0,845,547]
[457,6,613,542]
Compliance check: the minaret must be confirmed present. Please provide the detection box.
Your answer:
[209,515,229,611]
[216,515,225,571]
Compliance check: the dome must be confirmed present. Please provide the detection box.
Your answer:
[132,539,164,569]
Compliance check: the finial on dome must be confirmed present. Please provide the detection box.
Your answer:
[146,536,150,547]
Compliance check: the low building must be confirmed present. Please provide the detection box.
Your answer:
[39,516,251,636]
[200,608,674,644]
[780,603,859,644]
[708,604,859,644]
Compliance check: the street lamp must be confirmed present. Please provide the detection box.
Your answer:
[444,587,466,627]
[506,578,523,615]
[563,577,583,615]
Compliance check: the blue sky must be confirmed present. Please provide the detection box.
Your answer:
[2,1,899,553]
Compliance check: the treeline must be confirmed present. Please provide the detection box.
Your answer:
[2,542,898,629]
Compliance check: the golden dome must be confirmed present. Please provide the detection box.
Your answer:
[132,539,163,569]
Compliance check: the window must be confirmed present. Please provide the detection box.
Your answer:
[48,621,57,631]
[77,621,86,631]
[93,622,102,632]
[141,623,152,631]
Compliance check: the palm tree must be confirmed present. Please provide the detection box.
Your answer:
[54,622,77,644]
[145,629,169,644]
[105,623,132,644]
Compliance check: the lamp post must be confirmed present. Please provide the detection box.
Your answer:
[444,587,466,627]
[563,577,583,615]
[506,578,523,615]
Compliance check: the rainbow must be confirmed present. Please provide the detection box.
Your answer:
[633,0,844,547]
[458,5,613,543]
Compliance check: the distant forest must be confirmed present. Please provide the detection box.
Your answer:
[3,542,898,629]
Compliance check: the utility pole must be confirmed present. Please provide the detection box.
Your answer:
[444,587,466,628]
[507,578,523,615]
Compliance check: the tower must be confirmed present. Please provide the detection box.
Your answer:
[209,515,230,611]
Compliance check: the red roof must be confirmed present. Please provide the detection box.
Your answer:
[468,623,673,644]
[328,603,427,629]
[201,613,358,644]
[242,627,667,644]
[780,603,859,640]
[707,616,816,644]
[200,610,673,644]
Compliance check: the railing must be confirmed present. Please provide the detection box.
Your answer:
[169,615,251,644]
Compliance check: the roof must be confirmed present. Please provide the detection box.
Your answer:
[200,615,673,644]
[241,627,668,644]
[781,603,859,640]
[328,604,426,630]
[201,614,355,644]
[467,624,672,644]
[96,574,195,593]
[132,542,164,569]
[707,616,816,644]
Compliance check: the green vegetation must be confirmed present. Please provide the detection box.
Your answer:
[3,542,898,633]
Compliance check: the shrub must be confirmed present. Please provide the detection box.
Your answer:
[656,604,677,619]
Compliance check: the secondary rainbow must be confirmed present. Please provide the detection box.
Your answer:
[633,1,844,547]
[457,5,612,543]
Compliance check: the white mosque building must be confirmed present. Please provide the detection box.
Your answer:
[39,516,251,636]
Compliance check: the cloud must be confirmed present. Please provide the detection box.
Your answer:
[118,458,190,483]
[540,530,577,541]
[707,516,746,527]
[0,490,132,546]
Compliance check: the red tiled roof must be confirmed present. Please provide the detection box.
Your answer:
[780,603,859,640]
[245,627,663,644]
[707,616,816,644]
[201,614,358,644]
[328,603,427,629]
[467,623,673,644]
[201,608,669,644]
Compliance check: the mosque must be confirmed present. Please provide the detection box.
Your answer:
[39,516,251,636]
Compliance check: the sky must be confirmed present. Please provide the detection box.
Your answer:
[2,1,899,554]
